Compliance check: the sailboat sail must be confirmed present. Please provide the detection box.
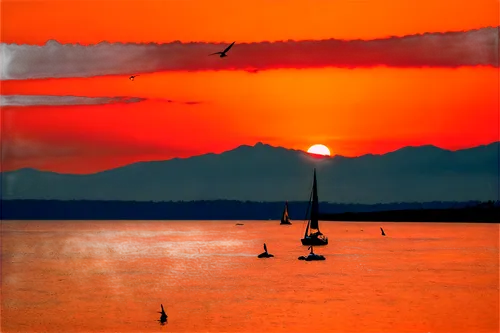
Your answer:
[281,201,291,224]
[303,184,313,236]
[310,169,320,231]
[304,220,310,237]
[283,202,289,220]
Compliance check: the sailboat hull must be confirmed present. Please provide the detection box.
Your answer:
[280,220,292,225]
[298,254,326,261]
[301,237,328,246]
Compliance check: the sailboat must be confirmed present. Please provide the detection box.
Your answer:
[301,168,328,246]
[280,201,292,225]
[298,245,326,261]
[257,243,274,258]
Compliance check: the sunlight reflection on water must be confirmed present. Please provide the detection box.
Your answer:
[2,220,499,333]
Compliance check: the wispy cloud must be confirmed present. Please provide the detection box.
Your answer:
[1,136,193,162]
[0,95,145,107]
[1,27,497,80]
[0,95,204,107]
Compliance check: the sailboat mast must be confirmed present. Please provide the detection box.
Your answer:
[302,188,313,235]
[310,169,319,230]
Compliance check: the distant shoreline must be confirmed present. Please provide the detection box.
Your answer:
[1,199,498,222]
[321,207,499,223]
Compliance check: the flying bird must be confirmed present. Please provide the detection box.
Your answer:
[209,42,235,58]
[129,75,139,81]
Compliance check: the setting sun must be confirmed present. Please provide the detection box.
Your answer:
[307,144,331,156]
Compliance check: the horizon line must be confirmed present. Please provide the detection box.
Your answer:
[1,198,497,205]
[1,140,498,176]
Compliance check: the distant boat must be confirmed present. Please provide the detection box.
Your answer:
[280,201,292,225]
[257,243,274,258]
[301,169,328,246]
[158,304,168,324]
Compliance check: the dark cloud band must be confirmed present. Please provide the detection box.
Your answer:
[1,27,497,80]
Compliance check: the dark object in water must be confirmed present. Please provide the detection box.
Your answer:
[380,227,386,236]
[258,243,274,258]
[158,304,168,324]
[298,254,326,261]
[280,201,292,225]
[235,223,244,225]
[301,169,328,246]
[298,246,325,261]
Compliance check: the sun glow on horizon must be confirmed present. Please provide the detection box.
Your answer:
[307,144,331,156]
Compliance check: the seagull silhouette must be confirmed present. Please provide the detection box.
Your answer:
[209,42,235,58]
[129,75,139,81]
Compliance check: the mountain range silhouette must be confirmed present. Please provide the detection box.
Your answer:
[2,142,498,204]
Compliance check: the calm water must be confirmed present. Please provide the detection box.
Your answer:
[1,220,499,333]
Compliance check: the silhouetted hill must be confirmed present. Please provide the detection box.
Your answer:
[1,141,498,203]
[1,199,496,221]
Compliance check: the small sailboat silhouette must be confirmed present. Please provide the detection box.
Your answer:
[280,201,292,225]
[298,245,326,261]
[158,304,168,324]
[257,243,274,258]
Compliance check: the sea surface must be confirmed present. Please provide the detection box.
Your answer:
[1,220,499,333]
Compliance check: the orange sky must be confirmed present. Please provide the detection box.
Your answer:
[2,67,497,173]
[2,0,498,44]
[1,0,499,173]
